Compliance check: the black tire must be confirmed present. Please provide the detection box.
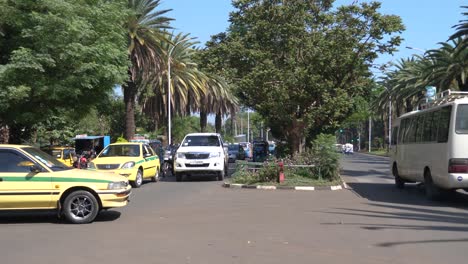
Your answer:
[151,169,159,182]
[62,190,99,224]
[393,164,405,189]
[217,167,225,181]
[175,172,182,182]
[162,162,170,177]
[424,170,441,200]
[131,169,143,188]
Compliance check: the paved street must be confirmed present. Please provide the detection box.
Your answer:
[1,153,468,264]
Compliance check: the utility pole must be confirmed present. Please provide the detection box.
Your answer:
[368,117,372,152]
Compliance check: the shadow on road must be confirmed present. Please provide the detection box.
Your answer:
[347,181,468,207]
[0,210,121,224]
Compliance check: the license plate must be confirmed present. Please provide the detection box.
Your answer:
[190,160,204,164]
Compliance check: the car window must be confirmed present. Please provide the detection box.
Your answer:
[143,145,152,156]
[22,147,69,171]
[182,136,220,147]
[51,150,62,159]
[100,145,140,157]
[228,145,238,151]
[0,150,36,173]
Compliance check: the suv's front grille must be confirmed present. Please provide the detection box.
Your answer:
[97,164,120,170]
[185,153,210,159]
[185,163,209,168]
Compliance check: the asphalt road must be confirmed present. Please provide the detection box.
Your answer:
[1,154,468,264]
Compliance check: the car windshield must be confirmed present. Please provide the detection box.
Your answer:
[182,136,220,147]
[228,145,239,151]
[99,145,140,157]
[23,147,71,171]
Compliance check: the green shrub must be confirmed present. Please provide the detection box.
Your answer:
[310,134,340,180]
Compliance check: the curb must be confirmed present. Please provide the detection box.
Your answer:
[222,182,349,191]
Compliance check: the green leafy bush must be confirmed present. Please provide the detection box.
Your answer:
[310,134,340,180]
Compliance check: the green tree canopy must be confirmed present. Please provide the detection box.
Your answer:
[0,0,129,143]
[215,0,404,153]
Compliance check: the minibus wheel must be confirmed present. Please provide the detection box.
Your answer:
[393,164,404,189]
[424,170,441,200]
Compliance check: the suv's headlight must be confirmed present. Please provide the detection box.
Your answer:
[209,152,221,158]
[177,153,186,159]
[121,161,135,169]
[107,181,128,190]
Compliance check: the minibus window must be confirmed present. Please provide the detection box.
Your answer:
[437,106,452,142]
[456,104,468,134]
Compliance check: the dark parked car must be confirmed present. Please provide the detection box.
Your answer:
[228,144,246,163]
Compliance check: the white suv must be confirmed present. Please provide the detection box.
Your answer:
[174,133,228,182]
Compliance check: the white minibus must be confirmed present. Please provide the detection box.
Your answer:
[390,90,468,199]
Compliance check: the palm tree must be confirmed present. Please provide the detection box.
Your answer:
[449,6,467,49]
[124,0,173,140]
[199,75,239,133]
[427,38,468,91]
[140,33,208,139]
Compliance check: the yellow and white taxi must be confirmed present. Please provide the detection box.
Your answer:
[88,142,160,188]
[0,144,131,224]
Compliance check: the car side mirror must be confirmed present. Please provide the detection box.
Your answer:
[17,161,42,173]
[30,164,43,173]
[144,153,152,158]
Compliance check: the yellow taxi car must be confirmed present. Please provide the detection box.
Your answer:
[41,146,75,167]
[88,142,160,188]
[0,144,131,224]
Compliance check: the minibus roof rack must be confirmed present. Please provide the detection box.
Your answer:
[417,89,468,110]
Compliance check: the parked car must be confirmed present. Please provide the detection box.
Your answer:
[88,142,161,188]
[41,146,75,167]
[174,133,228,182]
[228,144,246,163]
[253,140,269,162]
[0,144,131,224]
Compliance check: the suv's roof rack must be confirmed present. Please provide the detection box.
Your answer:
[417,89,468,110]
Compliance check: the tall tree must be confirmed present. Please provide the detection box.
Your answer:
[124,0,172,140]
[0,0,129,143]
[220,0,404,153]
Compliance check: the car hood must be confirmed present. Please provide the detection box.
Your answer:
[65,168,128,182]
[177,146,222,153]
[92,157,142,165]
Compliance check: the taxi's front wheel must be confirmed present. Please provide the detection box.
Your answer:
[131,169,143,188]
[62,190,99,224]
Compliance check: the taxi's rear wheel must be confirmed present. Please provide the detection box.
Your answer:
[151,169,159,182]
[131,169,143,188]
[62,190,99,224]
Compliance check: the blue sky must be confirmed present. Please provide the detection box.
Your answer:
[160,0,466,73]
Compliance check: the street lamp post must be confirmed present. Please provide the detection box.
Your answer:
[247,109,250,143]
[167,40,185,145]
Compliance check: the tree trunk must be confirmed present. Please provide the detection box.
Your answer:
[457,76,468,91]
[230,108,236,137]
[0,124,9,144]
[215,112,222,133]
[288,117,306,154]
[123,80,136,140]
[8,123,32,144]
[200,111,207,132]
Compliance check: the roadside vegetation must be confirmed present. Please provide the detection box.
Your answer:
[231,134,342,186]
